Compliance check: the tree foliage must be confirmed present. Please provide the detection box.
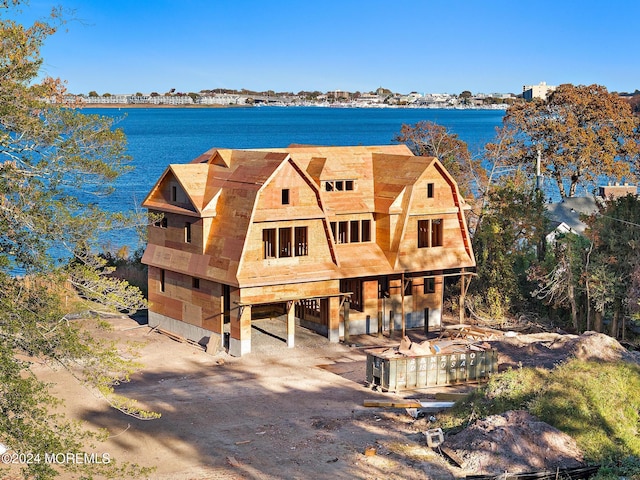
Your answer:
[500,84,640,198]
[394,120,485,199]
[470,176,549,320]
[0,3,153,478]
[584,194,640,338]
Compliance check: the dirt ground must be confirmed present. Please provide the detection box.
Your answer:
[27,315,640,479]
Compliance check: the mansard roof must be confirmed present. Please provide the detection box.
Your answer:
[142,144,473,286]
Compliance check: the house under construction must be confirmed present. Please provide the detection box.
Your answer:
[142,144,476,356]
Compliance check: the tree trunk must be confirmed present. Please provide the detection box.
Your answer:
[568,281,578,331]
[594,310,603,333]
[611,307,619,339]
[555,172,567,198]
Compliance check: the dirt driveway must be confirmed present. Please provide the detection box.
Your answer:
[33,315,466,480]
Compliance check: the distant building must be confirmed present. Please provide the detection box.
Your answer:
[544,184,637,244]
[598,183,637,199]
[523,81,556,101]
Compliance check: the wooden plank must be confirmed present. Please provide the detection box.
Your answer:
[155,328,186,343]
[363,399,422,408]
[437,445,465,468]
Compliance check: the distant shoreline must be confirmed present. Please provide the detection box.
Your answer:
[76,103,247,109]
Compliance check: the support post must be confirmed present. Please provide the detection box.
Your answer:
[229,304,251,357]
[401,273,406,338]
[459,272,466,324]
[327,296,340,343]
[343,299,350,344]
[286,300,295,348]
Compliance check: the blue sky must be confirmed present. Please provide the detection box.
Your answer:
[18,0,640,96]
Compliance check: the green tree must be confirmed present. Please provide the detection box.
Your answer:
[584,194,640,339]
[1,3,152,478]
[470,176,549,322]
[529,232,591,331]
[501,83,640,198]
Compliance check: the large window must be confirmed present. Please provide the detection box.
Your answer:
[431,219,443,247]
[418,220,430,248]
[279,228,292,257]
[418,219,444,248]
[361,219,371,242]
[338,221,348,244]
[263,226,308,259]
[295,226,308,256]
[330,219,373,244]
[263,228,276,258]
[350,220,360,243]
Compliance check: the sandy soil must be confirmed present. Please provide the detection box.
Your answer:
[26,316,639,479]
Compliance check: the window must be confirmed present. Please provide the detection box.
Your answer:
[431,219,443,247]
[160,269,165,292]
[418,219,444,248]
[340,279,363,311]
[418,220,430,248]
[338,221,348,244]
[424,277,436,294]
[295,226,308,256]
[282,189,290,205]
[264,227,308,259]
[192,277,200,289]
[331,219,372,243]
[279,227,292,257]
[263,228,276,258]
[405,279,413,296]
[324,180,355,191]
[361,219,371,242]
[427,183,434,198]
[171,185,177,202]
[185,222,192,243]
[350,220,360,243]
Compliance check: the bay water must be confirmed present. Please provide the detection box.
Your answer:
[85,106,504,251]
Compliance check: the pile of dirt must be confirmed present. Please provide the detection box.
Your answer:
[431,331,639,475]
[488,330,640,371]
[445,410,585,474]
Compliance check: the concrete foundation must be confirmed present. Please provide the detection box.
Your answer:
[148,311,222,352]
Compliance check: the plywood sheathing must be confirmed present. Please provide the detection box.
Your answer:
[143,143,475,289]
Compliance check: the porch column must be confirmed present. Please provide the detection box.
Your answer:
[327,296,340,343]
[286,301,295,348]
[229,304,251,357]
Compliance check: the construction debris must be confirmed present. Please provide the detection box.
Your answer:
[376,332,495,359]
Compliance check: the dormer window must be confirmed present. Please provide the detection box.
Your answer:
[324,180,355,192]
